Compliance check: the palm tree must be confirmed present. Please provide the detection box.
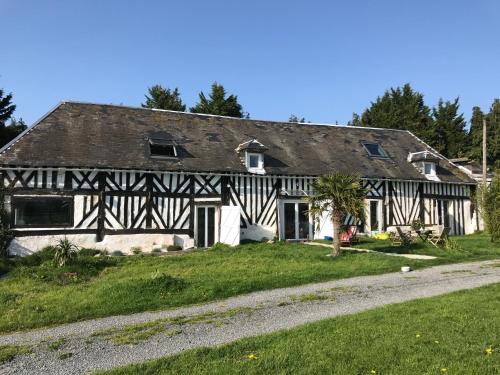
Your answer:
[307,173,367,257]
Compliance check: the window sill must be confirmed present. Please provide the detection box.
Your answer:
[247,168,266,175]
[424,174,440,182]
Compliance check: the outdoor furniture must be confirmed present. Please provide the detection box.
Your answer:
[428,227,450,248]
[340,226,358,246]
[415,228,433,242]
[390,227,414,246]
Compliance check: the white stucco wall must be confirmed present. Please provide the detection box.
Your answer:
[8,233,180,256]
[240,224,276,242]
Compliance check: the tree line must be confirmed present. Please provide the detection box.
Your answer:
[350,83,499,167]
[142,82,248,118]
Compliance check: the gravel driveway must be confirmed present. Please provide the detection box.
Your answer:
[1,259,499,374]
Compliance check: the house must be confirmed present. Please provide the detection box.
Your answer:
[0,102,477,255]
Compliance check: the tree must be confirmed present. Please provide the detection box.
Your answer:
[478,171,500,242]
[468,106,485,162]
[351,83,437,148]
[306,173,367,257]
[468,99,500,169]
[0,89,16,123]
[0,88,26,148]
[289,114,306,123]
[432,98,468,158]
[190,82,245,118]
[0,117,27,148]
[485,99,500,169]
[142,84,186,111]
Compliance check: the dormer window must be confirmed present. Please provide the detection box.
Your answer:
[407,151,440,181]
[236,138,268,174]
[149,138,177,158]
[423,162,435,176]
[362,142,388,158]
[246,152,264,172]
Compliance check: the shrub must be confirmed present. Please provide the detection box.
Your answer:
[53,239,78,267]
[0,258,13,276]
[478,172,500,242]
[166,245,182,252]
[130,246,142,255]
[0,187,13,258]
[110,250,124,257]
[79,248,101,257]
[17,246,56,267]
[12,254,118,285]
[151,247,162,254]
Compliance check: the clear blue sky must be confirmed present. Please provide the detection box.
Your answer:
[1,0,499,127]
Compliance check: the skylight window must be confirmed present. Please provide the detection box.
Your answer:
[362,142,388,158]
[149,139,177,158]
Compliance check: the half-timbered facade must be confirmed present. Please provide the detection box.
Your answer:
[0,102,476,254]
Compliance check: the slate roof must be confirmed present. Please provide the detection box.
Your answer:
[0,102,475,184]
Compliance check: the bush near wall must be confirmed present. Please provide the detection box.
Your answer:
[0,187,13,257]
[478,170,500,242]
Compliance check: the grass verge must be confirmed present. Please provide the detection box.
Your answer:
[100,283,500,375]
[0,234,498,333]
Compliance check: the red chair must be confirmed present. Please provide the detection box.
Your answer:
[340,226,358,246]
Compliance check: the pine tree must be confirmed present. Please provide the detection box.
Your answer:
[468,106,485,162]
[0,117,27,148]
[486,99,500,168]
[288,114,306,123]
[0,89,16,124]
[142,85,186,111]
[190,82,245,118]
[432,98,467,158]
[468,99,500,168]
[351,83,436,147]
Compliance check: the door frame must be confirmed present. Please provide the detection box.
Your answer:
[366,199,383,233]
[194,204,220,247]
[278,199,313,240]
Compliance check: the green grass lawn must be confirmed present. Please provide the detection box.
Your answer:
[101,283,500,375]
[0,233,498,334]
[351,232,500,261]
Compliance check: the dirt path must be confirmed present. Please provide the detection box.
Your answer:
[1,260,499,375]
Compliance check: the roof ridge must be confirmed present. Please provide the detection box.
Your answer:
[60,100,411,133]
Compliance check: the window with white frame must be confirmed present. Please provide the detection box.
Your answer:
[246,152,264,173]
[422,162,436,176]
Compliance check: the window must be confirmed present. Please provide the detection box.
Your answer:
[362,142,388,158]
[13,196,73,227]
[423,162,436,176]
[149,139,177,158]
[246,152,264,173]
[249,154,260,168]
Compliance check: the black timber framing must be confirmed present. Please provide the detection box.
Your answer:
[418,182,425,222]
[96,172,106,242]
[421,194,469,200]
[12,228,191,237]
[188,175,195,238]
[387,181,393,226]
[221,175,230,205]
[145,173,153,228]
